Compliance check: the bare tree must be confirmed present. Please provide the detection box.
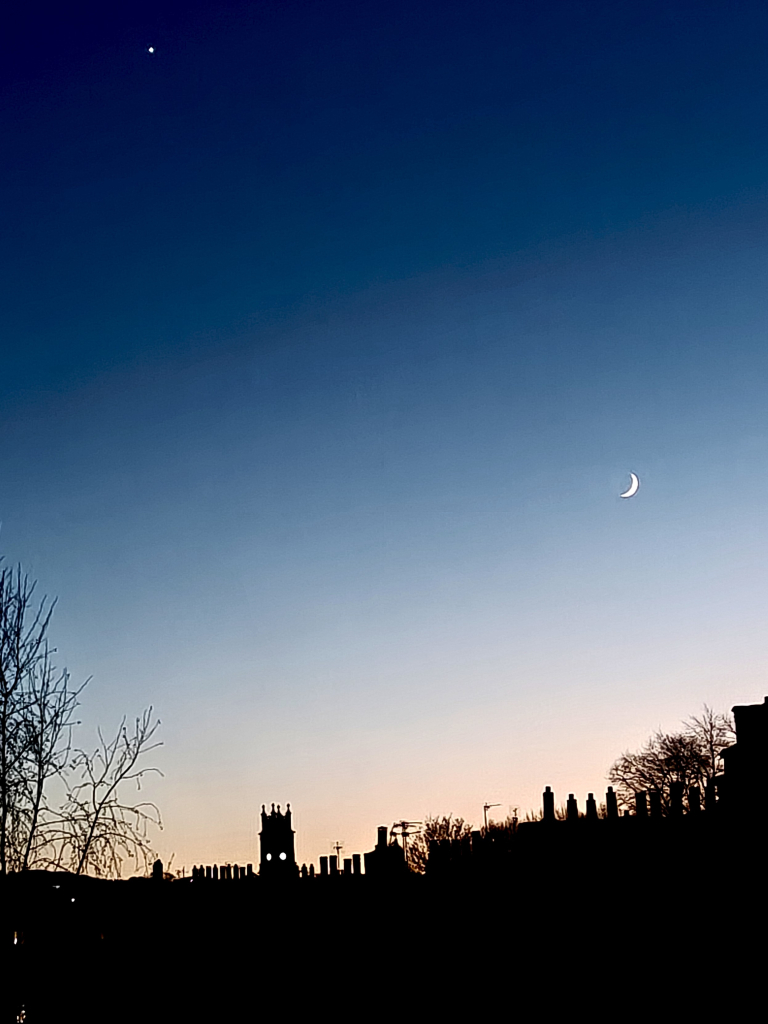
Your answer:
[0,559,163,877]
[683,705,735,785]
[607,704,735,813]
[0,565,61,874]
[407,814,473,874]
[19,645,85,871]
[484,812,519,837]
[52,709,163,878]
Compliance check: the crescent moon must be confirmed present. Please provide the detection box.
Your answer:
[620,473,640,499]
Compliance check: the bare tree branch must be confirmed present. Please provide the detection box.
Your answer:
[407,814,473,874]
[607,705,735,813]
[55,708,164,877]
[0,559,163,878]
[20,645,85,870]
[0,564,62,874]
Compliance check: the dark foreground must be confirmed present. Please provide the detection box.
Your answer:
[4,824,765,1022]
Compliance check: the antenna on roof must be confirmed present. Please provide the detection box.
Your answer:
[389,821,421,862]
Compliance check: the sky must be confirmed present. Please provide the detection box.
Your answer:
[2,0,768,871]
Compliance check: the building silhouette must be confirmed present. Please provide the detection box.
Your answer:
[12,697,766,1023]
[102,695,768,888]
[718,695,768,818]
[259,803,298,878]
[363,825,408,877]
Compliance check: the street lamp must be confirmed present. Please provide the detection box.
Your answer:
[483,802,501,832]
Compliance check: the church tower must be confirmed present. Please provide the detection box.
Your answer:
[259,803,298,878]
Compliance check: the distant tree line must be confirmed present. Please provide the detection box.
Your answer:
[405,704,735,867]
[406,812,522,873]
[0,561,162,877]
[406,815,473,873]
[607,705,735,813]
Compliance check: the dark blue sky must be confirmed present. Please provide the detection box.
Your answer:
[2,1,768,866]
[5,1,767,390]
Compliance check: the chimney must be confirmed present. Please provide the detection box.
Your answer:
[566,794,579,822]
[606,786,618,821]
[543,786,555,823]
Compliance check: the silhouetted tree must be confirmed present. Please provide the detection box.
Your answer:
[0,559,162,876]
[0,565,80,874]
[19,643,84,871]
[483,815,515,835]
[684,705,736,786]
[407,814,473,874]
[482,813,519,854]
[52,708,162,877]
[607,705,735,813]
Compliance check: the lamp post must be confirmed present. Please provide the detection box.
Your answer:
[483,803,501,833]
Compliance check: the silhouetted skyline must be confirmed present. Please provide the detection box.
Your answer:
[3,1,768,868]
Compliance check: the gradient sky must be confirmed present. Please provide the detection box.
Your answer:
[3,0,768,871]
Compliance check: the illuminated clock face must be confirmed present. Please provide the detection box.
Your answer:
[266,853,272,861]
[279,852,287,861]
